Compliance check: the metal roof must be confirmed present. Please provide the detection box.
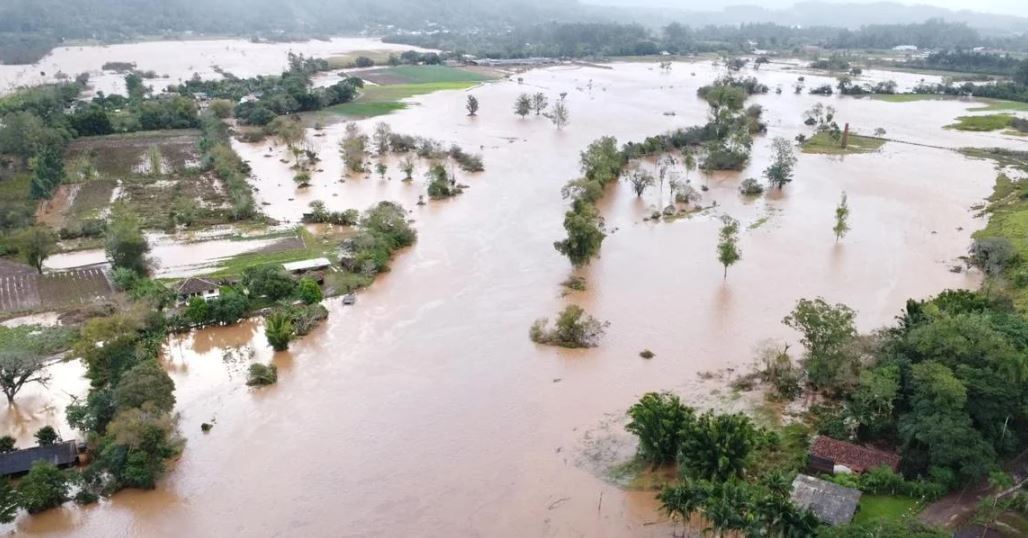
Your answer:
[282,258,332,272]
[0,441,78,476]
[790,474,861,526]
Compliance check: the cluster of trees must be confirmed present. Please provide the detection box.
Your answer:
[198,112,258,220]
[900,51,1027,77]
[512,92,569,129]
[766,290,1028,491]
[337,201,417,278]
[173,53,363,126]
[554,137,624,266]
[625,392,821,536]
[910,60,1028,103]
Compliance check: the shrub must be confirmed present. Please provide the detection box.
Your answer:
[297,278,322,305]
[264,312,293,351]
[34,426,58,446]
[529,305,608,348]
[739,178,765,196]
[17,461,69,513]
[246,363,278,386]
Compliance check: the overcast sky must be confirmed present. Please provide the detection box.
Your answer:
[584,0,1026,17]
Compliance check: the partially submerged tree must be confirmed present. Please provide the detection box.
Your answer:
[531,92,548,116]
[549,96,569,130]
[340,122,368,173]
[514,93,531,118]
[17,461,68,513]
[264,312,294,351]
[554,202,605,266]
[465,94,479,117]
[626,168,656,197]
[716,215,741,279]
[763,136,797,190]
[246,363,278,386]
[833,191,850,242]
[372,122,391,155]
[0,349,50,404]
[679,411,758,482]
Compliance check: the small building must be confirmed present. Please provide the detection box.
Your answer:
[282,258,332,275]
[790,474,861,526]
[175,277,221,305]
[809,436,901,474]
[0,441,79,477]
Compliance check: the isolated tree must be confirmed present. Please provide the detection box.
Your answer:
[372,122,391,155]
[763,137,797,190]
[625,392,695,466]
[400,156,414,181]
[340,122,368,173]
[104,203,150,274]
[0,436,14,453]
[833,191,850,242]
[264,312,294,351]
[465,95,479,117]
[34,426,58,446]
[717,215,741,279]
[549,97,569,130]
[531,92,548,116]
[17,461,69,513]
[783,297,857,391]
[968,237,1015,281]
[0,349,50,404]
[514,93,531,118]
[626,168,656,197]
[375,161,387,180]
[15,226,57,273]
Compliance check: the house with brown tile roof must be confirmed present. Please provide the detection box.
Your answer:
[810,436,901,474]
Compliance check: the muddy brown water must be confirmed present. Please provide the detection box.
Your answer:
[5,56,1021,536]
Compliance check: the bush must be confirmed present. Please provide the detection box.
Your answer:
[246,363,278,386]
[739,178,765,196]
[529,304,608,348]
[297,278,322,305]
[17,461,69,513]
[34,426,58,446]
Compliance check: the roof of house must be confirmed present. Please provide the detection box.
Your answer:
[175,277,219,296]
[0,441,78,476]
[282,258,332,272]
[811,436,901,473]
[790,474,861,526]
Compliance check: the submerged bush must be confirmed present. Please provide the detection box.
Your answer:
[246,363,278,386]
[529,304,608,348]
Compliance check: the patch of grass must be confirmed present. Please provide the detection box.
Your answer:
[872,94,948,103]
[328,81,480,118]
[324,50,398,69]
[968,150,1028,310]
[606,458,677,490]
[802,131,886,155]
[968,99,1028,112]
[365,65,493,85]
[852,495,921,524]
[946,114,1013,132]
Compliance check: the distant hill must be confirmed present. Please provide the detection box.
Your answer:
[591,1,1028,34]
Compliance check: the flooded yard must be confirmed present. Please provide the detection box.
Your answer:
[6,49,1024,536]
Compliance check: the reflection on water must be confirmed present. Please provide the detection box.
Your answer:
[7,52,1014,536]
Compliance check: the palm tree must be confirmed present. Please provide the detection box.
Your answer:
[264,312,294,351]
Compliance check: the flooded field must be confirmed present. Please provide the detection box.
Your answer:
[5,50,1023,536]
[0,37,428,97]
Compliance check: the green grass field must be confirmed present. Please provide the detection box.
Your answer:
[366,65,493,84]
[872,94,947,103]
[802,132,886,155]
[329,81,481,118]
[852,495,921,524]
[947,114,1013,131]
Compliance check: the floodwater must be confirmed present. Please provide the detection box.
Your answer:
[6,52,1022,536]
[0,37,428,97]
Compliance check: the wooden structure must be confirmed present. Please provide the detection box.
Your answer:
[809,436,901,474]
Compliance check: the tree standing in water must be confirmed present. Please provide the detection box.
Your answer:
[531,92,548,116]
[549,96,569,130]
[466,95,479,117]
[763,137,797,190]
[833,192,850,242]
[717,215,741,279]
[514,94,531,118]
